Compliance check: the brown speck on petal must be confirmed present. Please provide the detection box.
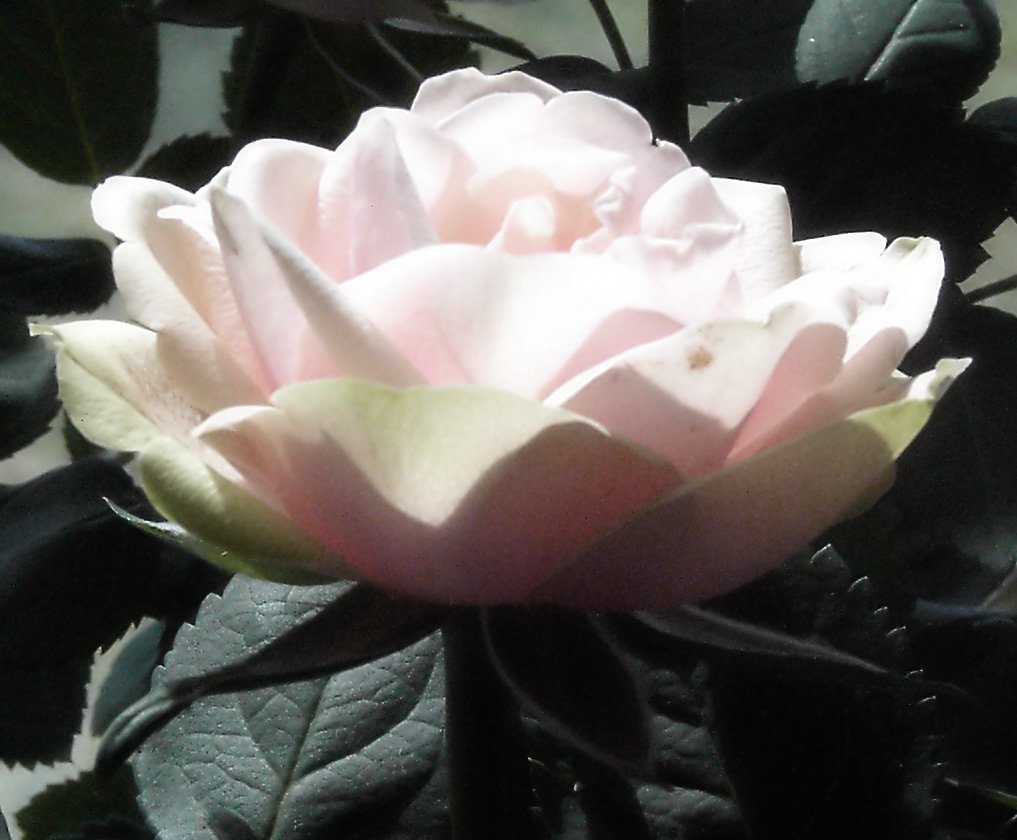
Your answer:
[686,346,713,370]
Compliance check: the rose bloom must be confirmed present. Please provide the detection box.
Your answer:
[45,69,962,610]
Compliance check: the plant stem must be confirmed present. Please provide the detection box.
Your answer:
[367,22,424,83]
[229,9,304,144]
[967,272,1017,303]
[647,0,689,145]
[587,0,634,70]
[442,610,538,840]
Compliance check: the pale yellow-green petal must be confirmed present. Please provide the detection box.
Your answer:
[193,378,681,603]
[33,320,201,452]
[138,435,339,583]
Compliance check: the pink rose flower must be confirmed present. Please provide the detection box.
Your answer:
[44,68,963,609]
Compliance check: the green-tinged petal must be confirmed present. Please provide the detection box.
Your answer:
[34,320,200,452]
[193,379,682,603]
[533,358,969,610]
[138,436,338,583]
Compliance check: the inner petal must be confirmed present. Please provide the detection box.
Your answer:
[549,305,848,478]
[339,244,682,396]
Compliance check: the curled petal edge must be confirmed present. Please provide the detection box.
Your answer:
[532,358,970,611]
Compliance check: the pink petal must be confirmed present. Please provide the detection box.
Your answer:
[549,304,846,478]
[315,112,438,277]
[730,237,944,459]
[365,107,477,241]
[796,231,888,273]
[639,167,739,240]
[410,68,562,124]
[213,138,331,257]
[712,179,800,300]
[533,362,966,610]
[92,176,196,241]
[339,244,682,395]
[195,380,682,603]
[585,140,691,240]
[209,188,333,388]
[95,178,271,407]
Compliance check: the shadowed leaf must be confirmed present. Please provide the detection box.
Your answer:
[0,0,158,184]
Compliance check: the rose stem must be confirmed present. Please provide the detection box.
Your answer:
[442,609,539,840]
[366,22,424,84]
[967,272,1017,303]
[648,0,690,146]
[587,0,635,70]
[229,8,304,145]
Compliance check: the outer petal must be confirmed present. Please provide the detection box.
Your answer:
[94,176,271,408]
[193,380,682,604]
[584,140,690,241]
[138,437,339,583]
[796,231,888,273]
[37,320,202,453]
[730,237,944,459]
[533,358,968,610]
[92,175,196,242]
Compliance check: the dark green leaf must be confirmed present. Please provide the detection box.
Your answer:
[707,671,938,840]
[969,97,1017,210]
[0,0,158,184]
[0,656,90,768]
[935,777,1017,837]
[384,11,536,61]
[636,785,744,840]
[0,809,9,840]
[567,753,654,840]
[0,312,58,460]
[368,756,449,840]
[132,584,445,840]
[148,0,258,26]
[223,11,474,147]
[520,636,744,839]
[969,96,1017,140]
[870,287,1017,798]
[0,236,114,315]
[135,134,236,192]
[223,14,363,146]
[699,554,941,840]
[97,576,444,770]
[685,0,812,101]
[684,0,999,102]
[798,0,1000,102]
[482,606,652,773]
[511,58,651,114]
[0,457,219,764]
[262,0,429,25]
[689,85,1017,281]
[632,604,900,690]
[837,291,1017,605]
[92,621,166,737]
[909,610,1017,800]
[14,769,148,840]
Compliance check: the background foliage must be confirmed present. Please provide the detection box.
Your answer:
[3,1,1017,838]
